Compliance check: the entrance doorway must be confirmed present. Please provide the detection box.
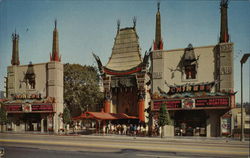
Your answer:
[23,113,41,131]
[174,110,207,136]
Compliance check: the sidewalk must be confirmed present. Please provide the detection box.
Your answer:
[81,133,249,144]
[1,131,249,145]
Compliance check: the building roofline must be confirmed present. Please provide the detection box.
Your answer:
[153,43,231,53]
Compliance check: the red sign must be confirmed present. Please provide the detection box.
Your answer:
[153,97,230,110]
[5,104,53,112]
[195,98,229,107]
[32,104,53,111]
[153,100,182,110]
[5,105,22,111]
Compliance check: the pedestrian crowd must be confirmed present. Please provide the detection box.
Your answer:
[72,121,161,137]
[101,123,149,136]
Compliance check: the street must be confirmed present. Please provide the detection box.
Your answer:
[0,133,249,158]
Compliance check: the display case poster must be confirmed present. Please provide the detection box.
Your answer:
[221,117,231,135]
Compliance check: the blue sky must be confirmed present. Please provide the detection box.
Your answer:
[0,0,249,103]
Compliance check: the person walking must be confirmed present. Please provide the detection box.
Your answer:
[123,124,127,135]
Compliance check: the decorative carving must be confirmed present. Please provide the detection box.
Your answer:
[24,62,36,89]
[22,103,32,112]
[136,73,146,89]
[92,53,103,74]
[111,77,136,88]
[220,44,233,52]
[142,48,151,71]
[220,66,232,75]
[152,51,162,59]
[103,76,111,90]
[152,72,162,79]
[152,92,163,99]
[105,91,111,100]
[138,90,145,100]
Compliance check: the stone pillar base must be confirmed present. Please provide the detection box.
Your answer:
[104,99,111,113]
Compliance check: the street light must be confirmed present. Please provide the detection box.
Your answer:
[240,53,250,141]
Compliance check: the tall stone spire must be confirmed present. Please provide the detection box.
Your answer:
[50,20,61,62]
[11,31,20,65]
[154,2,163,50]
[219,0,229,43]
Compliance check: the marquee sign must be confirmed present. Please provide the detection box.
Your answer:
[5,103,53,112]
[153,100,182,110]
[32,104,53,111]
[5,104,22,111]
[195,98,229,107]
[153,97,229,110]
[167,82,215,95]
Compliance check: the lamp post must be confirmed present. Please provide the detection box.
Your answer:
[240,53,250,141]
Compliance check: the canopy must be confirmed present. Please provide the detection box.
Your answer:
[72,111,137,121]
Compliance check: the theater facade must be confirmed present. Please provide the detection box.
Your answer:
[93,19,151,122]
[4,21,63,133]
[151,1,235,137]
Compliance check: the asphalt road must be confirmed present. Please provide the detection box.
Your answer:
[0,133,249,158]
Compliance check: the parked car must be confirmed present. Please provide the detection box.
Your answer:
[0,147,4,158]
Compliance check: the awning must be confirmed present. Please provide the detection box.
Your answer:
[72,113,94,120]
[72,111,138,121]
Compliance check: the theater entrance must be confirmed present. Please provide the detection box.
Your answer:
[23,113,42,131]
[174,110,207,136]
[7,113,50,132]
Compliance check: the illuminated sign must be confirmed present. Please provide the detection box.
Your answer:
[195,98,229,107]
[167,82,215,95]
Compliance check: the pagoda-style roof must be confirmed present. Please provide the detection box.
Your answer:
[105,27,142,72]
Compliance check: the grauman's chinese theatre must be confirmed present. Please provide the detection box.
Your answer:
[4,21,64,133]
[93,19,150,122]
[151,1,235,137]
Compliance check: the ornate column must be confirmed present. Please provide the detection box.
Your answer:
[104,96,111,113]
[138,91,145,122]
[103,76,111,113]
[136,72,146,122]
